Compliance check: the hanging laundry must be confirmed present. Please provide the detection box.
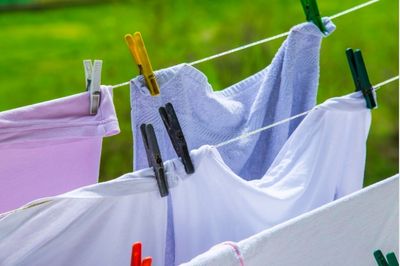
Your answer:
[0,169,168,266]
[0,92,371,266]
[181,174,399,266]
[131,18,335,181]
[168,91,371,264]
[0,86,119,213]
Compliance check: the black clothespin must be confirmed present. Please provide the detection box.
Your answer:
[140,124,169,197]
[300,0,327,34]
[346,48,377,109]
[159,103,194,174]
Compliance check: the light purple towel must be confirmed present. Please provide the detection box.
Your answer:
[131,18,336,181]
[0,86,119,213]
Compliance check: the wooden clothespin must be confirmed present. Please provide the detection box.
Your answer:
[300,0,327,34]
[346,48,377,109]
[141,124,169,197]
[83,60,102,115]
[159,103,194,174]
[125,32,160,96]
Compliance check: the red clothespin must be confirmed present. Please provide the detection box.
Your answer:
[142,257,152,266]
[131,242,152,266]
[131,242,142,266]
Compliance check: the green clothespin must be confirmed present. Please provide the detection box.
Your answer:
[386,252,399,266]
[345,48,377,109]
[374,250,390,266]
[300,0,327,34]
[374,250,399,266]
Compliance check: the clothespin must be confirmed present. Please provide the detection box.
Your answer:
[141,257,152,266]
[386,253,399,266]
[300,0,327,34]
[346,48,377,109]
[125,32,160,96]
[141,124,169,197]
[159,103,194,174]
[375,250,390,266]
[374,250,399,266]
[83,60,102,115]
[131,242,142,266]
[131,242,153,266]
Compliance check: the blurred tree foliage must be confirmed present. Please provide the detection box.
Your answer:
[0,0,398,185]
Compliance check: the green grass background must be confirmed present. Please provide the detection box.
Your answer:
[0,0,398,185]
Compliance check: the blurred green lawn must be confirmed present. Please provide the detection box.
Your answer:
[0,0,398,185]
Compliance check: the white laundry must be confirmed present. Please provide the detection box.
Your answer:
[181,174,399,266]
[0,169,169,266]
[0,92,371,266]
[170,91,371,264]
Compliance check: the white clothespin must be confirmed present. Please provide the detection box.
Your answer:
[83,59,102,115]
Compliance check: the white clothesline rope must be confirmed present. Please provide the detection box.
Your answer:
[214,76,399,148]
[189,0,379,66]
[374,76,399,91]
[110,0,380,89]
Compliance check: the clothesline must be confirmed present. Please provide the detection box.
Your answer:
[110,0,379,90]
[215,76,399,148]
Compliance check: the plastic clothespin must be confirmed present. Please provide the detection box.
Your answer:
[346,48,377,109]
[83,60,102,115]
[300,0,327,34]
[131,242,153,266]
[159,103,194,174]
[125,32,160,96]
[387,253,399,266]
[141,257,152,266]
[141,124,169,197]
[131,242,142,266]
[374,250,390,266]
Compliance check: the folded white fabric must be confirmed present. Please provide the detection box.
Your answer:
[181,174,399,266]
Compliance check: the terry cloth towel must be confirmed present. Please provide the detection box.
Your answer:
[181,174,399,266]
[130,18,336,181]
[0,86,119,213]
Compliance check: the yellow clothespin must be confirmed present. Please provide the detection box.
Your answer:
[125,32,160,96]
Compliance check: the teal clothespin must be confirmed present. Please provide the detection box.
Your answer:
[386,252,399,266]
[300,0,327,34]
[374,250,390,266]
[374,250,399,266]
[345,48,377,109]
